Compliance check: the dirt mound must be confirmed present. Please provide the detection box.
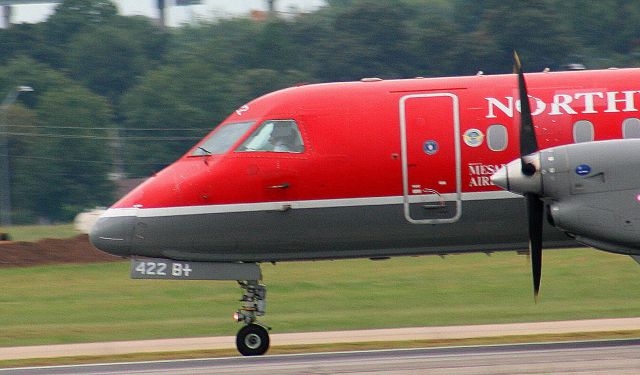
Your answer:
[0,235,122,268]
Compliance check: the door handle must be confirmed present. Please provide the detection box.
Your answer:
[267,183,290,189]
[420,188,445,209]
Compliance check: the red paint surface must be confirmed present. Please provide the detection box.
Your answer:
[113,69,640,209]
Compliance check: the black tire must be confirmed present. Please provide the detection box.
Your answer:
[236,324,270,356]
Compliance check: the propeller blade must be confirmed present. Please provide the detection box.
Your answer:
[526,193,543,301]
[514,51,538,175]
[515,51,544,301]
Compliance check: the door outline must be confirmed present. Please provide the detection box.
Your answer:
[399,93,462,224]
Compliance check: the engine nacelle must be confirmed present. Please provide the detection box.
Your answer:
[493,139,640,254]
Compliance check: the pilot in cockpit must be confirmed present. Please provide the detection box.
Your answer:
[234,120,304,153]
[269,123,299,152]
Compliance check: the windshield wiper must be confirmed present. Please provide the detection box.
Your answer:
[198,147,212,155]
[197,147,213,165]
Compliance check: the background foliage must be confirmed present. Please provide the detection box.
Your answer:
[1,0,639,222]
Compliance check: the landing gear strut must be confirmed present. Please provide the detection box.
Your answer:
[234,281,270,356]
[129,258,269,356]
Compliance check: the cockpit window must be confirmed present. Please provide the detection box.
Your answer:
[236,120,304,153]
[191,121,255,156]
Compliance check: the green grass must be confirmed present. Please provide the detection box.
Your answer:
[1,248,640,347]
[0,224,78,242]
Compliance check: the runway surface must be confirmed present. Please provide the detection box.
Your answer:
[3,317,640,360]
[3,339,640,374]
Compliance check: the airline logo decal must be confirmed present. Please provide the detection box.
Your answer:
[575,164,592,176]
[485,90,640,118]
[423,140,438,155]
[468,163,504,187]
[463,129,484,147]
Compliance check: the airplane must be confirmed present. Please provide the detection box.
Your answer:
[90,54,640,356]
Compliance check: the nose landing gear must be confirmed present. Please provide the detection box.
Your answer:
[234,281,270,356]
[129,258,271,356]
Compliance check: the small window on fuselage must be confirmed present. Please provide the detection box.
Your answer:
[623,118,640,139]
[573,120,594,143]
[236,120,304,153]
[487,124,508,151]
[192,121,255,156]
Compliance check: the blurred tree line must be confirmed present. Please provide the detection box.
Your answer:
[0,0,639,223]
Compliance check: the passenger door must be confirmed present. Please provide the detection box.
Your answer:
[399,93,462,223]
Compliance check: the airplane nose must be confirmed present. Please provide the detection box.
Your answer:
[89,214,135,257]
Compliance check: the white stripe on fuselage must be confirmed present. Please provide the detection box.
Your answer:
[101,191,521,218]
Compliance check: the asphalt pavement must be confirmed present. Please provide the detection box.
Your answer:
[3,339,640,374]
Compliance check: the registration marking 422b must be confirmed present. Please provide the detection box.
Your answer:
[132,260,192,278]
[130,258,263,281]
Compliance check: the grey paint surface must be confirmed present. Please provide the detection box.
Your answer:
[92,198,579,262]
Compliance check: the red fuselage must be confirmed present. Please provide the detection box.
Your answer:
[91,68,640,261]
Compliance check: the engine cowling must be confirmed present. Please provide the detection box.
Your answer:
[492,139,640,255]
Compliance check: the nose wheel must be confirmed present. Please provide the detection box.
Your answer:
[234,281,270,356]
[236,323,270,356]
